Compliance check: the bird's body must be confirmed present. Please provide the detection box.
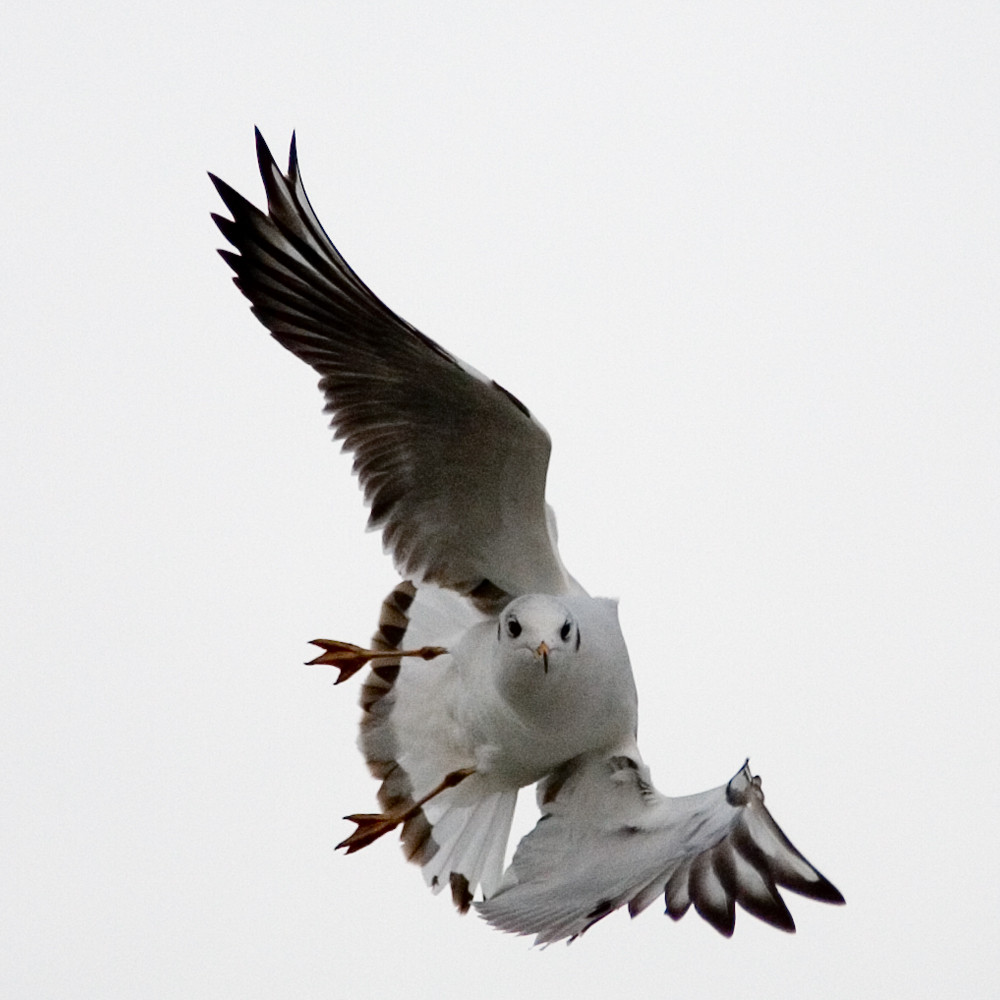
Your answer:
[354,585,637,902]
[210,130,844,942]
[456,595,637,787]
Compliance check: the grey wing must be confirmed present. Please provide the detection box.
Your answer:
[210,130,571,599]
[477,751,844,945]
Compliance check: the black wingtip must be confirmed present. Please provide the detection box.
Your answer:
[207,171,236,203]
[694,897,736,938]
[289,131,299,177]
[207,171,227,197]
[791,873,846,906]
[740,894,797,934]
[254,126,278,177]
[207,174,263,230]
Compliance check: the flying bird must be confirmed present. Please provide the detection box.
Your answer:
[209,129,844,943]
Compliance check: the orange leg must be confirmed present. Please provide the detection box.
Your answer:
[307,638,448,684]
[337,767,476,853]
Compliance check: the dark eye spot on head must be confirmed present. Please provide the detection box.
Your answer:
[507,617,521,638]
[560,620,572,642]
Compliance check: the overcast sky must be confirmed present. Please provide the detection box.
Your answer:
[3,3,998,997]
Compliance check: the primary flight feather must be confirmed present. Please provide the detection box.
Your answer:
[210,129,844,942]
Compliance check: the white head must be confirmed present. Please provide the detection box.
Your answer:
[493,592,636,745]
[496,595,581,681]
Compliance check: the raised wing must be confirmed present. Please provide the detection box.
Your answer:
[210,130,571,600]
[478,752,843,944]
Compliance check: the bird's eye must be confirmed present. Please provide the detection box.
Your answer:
[560,621,572,642]
[506,618,522,638]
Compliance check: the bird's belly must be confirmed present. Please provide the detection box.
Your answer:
[468,694,630,787]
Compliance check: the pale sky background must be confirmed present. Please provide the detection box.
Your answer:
[3,3,998,997]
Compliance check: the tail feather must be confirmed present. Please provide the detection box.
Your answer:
[422,790,518,900]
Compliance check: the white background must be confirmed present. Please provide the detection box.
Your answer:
[3,3,998,997]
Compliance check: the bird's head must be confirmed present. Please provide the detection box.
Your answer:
[496,595,581,681]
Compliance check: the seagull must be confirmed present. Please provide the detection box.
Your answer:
[209,129,844,943]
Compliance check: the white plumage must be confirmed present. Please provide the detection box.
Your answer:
[210,129,844,942]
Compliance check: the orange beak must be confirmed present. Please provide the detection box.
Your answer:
[535,641,550,673]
